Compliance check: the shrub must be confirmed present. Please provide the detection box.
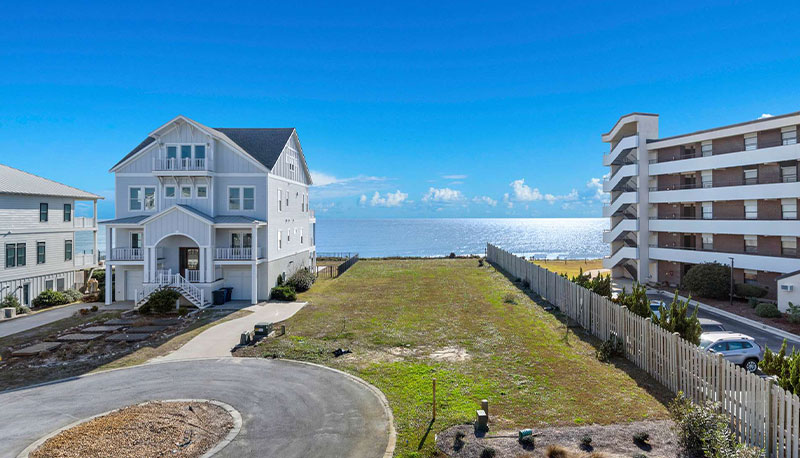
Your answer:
[653,291,703,345]
[755,302,782,318]
[90,305,98,312]
[449,252,456,259]
[612,282,650,318]
[748,297,759,308]
[568,268,611,298]
[736,283,767,299]
[64,288,83,302]
[479,447,496,458]
[596,333,623,362]
[286,268,315,293]
[787,302,800,324]
[18,306,31,314]
[1,294,20,310]
[761,340,800,394]
[503,293,517,304]
[271,285,297,301]
[453,430,466,450]
[580,434,592,448]
[633,431,649,443]
[670,393,762,458]
[79,308,89,315]
[545,445,570,458]
[681,262,731,300]
[518,434,535,448]
[478,258,484,267]
[522,278,530,289]
[141,287,180,315]
[32,290,69,308]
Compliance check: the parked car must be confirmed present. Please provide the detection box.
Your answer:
[699,332,761,372]
[699,318,727,333]
[649,300,667,319]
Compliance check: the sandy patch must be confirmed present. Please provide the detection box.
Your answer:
[428,346,471,362]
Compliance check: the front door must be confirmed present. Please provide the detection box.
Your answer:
[179,247,200,278]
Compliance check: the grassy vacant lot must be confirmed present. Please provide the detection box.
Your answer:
[532,258,605,278]
[238,259,669,457]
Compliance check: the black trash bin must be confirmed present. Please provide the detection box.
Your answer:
[212,289,226,305]
[222,287,233,302]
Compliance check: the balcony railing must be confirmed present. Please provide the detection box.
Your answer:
[185,269,200,282]
[111,247,143,261]
[649,174,797,192]
[215,247,265,260]
[153,157,209,172]
[649,244,799,259]
[73,217,95,229]
[651,138,794,164]
[649,215,799,221]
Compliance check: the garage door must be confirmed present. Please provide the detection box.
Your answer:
[125,269,143,301]
[224,269,252,301]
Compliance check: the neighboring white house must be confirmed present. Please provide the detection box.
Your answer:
[101,115,316,307]
[777,270,800,312]
[0,164,101,306]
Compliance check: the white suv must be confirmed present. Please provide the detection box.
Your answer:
[699,332,761,372]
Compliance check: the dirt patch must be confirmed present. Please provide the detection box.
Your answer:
[30,400,234,458]
[428,346,471,362]
[437,420,678,457]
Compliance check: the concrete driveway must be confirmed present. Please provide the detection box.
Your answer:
[0,358,393,458]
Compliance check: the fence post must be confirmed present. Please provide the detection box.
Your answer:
[716,353,724,405]
[643,318,651,374]
[765,381,773,457]
[673,332,681,393]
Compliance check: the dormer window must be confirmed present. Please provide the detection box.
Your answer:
[161,144,207,170]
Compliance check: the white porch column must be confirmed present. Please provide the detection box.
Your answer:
[106,225,113,260]
[93,201,99,264]
[104,263,112,305]
[151,247,157,282]
[143,247,150,283]
[199,247,206,283]
[251,263,258,305]
[252,225,258,261]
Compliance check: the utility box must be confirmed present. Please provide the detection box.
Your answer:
[240,331,253,346]
[2,307,16,319]
[254,322,273,337]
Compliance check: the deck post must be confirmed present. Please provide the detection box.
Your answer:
[104,263,112,305]
[251,263,258,305]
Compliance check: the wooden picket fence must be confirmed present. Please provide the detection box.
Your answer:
[486,243,800,456]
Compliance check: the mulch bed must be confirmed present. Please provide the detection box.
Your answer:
[30,401,233,458]
[437,420,678,457]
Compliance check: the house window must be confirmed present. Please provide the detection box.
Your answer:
[782,199,797,220]
[197,186,207,198]
[180,145,192,163]
[287,230,291,243]
[744,133,757,151]
[277,190,282,212]
[166,146,177,160]
[5,244,15,268]
[131,233,142,250]
[701,170,712,188]
[701,141,712,157]
[195,145,206,162]
[744,235,757,253]
[702,234,713,251]
[231,233,252,248]
[782,237,797,257]
[278,231,282,249]
[286,150,297,172]
[744,270,758,285]
[56,278,65,292]
[129,187,156,211]
[228,187,255,211]
[782,165,797,183]
[37,242,46,264]
[285,191,289,207]
[63,204,71,222]
[300,228,304,244]
[744,200,758,219]
[45,279,54,291]
[16,243,26,267]
[65,240,72,261]
[702,202,712,220]
[165,186,176,198]
[743,168,758,185]
[782,126,797,146]
[181,186,192,199]
[40,203,48,222]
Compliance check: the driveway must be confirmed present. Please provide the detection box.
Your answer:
[0,358,392,458]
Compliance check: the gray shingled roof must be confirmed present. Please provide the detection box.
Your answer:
[214,215,267,225]
[100,208,266,226]
[99,215,148,225]
[112,126,294,171]
[0,164,102,200]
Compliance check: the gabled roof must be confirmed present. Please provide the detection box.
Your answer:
[139,204,215,226]
[0,164,103,200]
[111,116,296,172]
[100,207,266,226]
[98,215,148,225]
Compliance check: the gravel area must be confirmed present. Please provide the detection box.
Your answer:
[437,420,678,457]
[30,401,234,458]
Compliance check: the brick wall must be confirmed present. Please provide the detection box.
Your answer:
[713,135,745,155]
[759,163,781,183]
[758,236,782,257]
[714,234,744,253]
[714,167,742,186]
[758,128,782,148]
[658,173,681,190]
[658,203,680,219]
[759,199,782,220]
[714,200,744,219]
[658,260,681,286]
[657,145,682,162]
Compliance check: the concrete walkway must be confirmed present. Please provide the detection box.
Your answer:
[0,358,392,458]
[0,302,133,339]
[155,301,306,361]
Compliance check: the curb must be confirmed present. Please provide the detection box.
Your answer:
[651,289,800,344]
[16,399,242,458]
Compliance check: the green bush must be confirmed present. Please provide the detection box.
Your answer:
[1,294,20,310]
[271,285,297,301]
[64,288,83,302]
[748,297,759,308]
[32,290,69,308]
[633,431,649,443]
[568,268,611,298]
[736,283,767,299]
[612,282,650,318]
[596,333,624,362]
[286,268,315,293]
[755,302,782,318]
[580,434,592,448]
[653,291,703,345]
[681,262,731,300]
[141,287,180,315]
[479,448,496,458]
[761,340,800,394]
[670,393,762,457]
[787,302,800,324]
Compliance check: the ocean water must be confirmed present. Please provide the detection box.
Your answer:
[85,218,609,260]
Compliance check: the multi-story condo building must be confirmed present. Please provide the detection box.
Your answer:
[102,116,316,307]
[602,111,800,299]
[0,164,100,306]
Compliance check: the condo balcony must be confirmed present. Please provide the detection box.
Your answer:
[602,191,638,218]
[649,180,799,204]
[649,138,794,165]
[603,134,639,166]
[649,216,800,237]
[603,219,638,243]
[648,245,800,273]
[602,245,638,269]
[603,163,638,192]
[152,157,214,175]
[214,247,266,260]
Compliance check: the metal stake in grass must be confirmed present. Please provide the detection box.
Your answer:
[432,378,436,420]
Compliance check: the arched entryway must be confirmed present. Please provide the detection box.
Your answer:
[155,234,200,281]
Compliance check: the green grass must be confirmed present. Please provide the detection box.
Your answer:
[531,258,605,278]
[237,259,669,457]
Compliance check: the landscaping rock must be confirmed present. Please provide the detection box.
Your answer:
[81,326,123,333]
[57,333,103,341]
[11,342,61,357]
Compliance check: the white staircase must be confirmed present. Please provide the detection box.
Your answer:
[134,271,210,309]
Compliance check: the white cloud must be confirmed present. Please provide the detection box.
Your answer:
[358,194,367,206]
[472,196,498,206]
[369,190,408,207]
[422,187,465,202]
[510,179,544,201]
[759,113,774,119]
[586,177,608,201]
[442,174,468,180]
[502,193,513,208]
[310,170,388,199]
[310,170,342,186]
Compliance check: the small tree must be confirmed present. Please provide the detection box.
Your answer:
[1,294,20,310]
[681,262,731,300]
[613,282,651,319]
[653,291,702,345]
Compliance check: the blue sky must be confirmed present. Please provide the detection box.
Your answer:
[1,0,799,219]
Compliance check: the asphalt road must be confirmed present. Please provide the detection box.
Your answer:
[0,358,391,458]
[650,292,800,352]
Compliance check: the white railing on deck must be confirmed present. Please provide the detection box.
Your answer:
[73,253,95,267]
[486,244,800,457]
[111,248,143,261]
[153,157,209,171]
[185,269,200,282]
[136,271,205,308]
[73,217,94,228]
[215,247,264,260]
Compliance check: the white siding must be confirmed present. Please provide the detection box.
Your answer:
[144,210,211,247]
[266,175,313,270]
[213,140,264,173]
